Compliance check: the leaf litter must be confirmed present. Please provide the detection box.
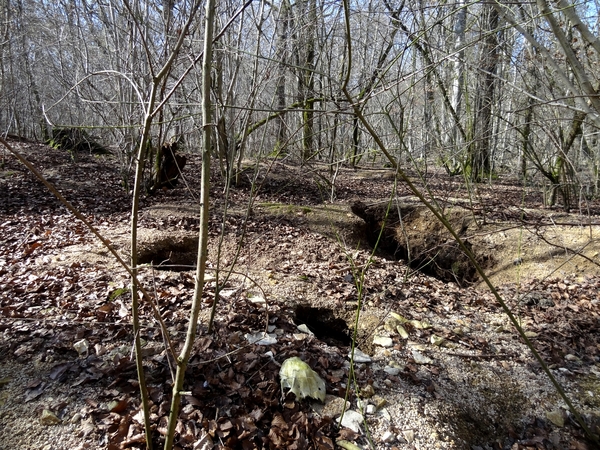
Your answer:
[1,140,600,449]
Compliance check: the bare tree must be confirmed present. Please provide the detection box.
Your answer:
[468,3,499,181]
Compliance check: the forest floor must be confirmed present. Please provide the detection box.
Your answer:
[1,139,600,450]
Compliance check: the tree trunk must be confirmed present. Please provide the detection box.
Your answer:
[469,4,499,182]
[299,0,316,161]
[275,0,291,154]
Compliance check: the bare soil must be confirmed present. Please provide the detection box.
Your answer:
[1,140,600,450]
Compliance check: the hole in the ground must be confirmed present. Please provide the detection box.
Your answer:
[137,236,198,271]
[351,200,482,285]
[293,305,352,347]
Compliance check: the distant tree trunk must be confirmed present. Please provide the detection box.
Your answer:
[213,43,230,178]
[550,111,585,210]
[351,115,360,167]
[469,4,499,181]
[350,0,404,167]
[15,0,48,139]
[275,0,291,154]
[520,97,533,183]
[519,7,539,185]
[301,0,316,161]
[441,0,466,174]
[389,0,467,169]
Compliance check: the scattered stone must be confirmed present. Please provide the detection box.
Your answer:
[248,294,266,304]
[3,126,599,450]
[409,342,428,351]
[373,335,394,347]
[402,429,415,443]
[396,325,409,339]
[245,331,277,345]
[297,324,313,335]
[430,335,445,346]
[412,350,433,365]
[384,366,400,376]
[360,384,375,398]
[365,404,376,414]
[40,409,61,425]
[350,349,372,363]
[379,408,392,421]
[338,410,364,433]
[382,430,395,443]
[547,409,565,427]
[371,395,387,410]
[410,319,432,330]
[389,360,404,369]
[379,348,392,357]
[384,318,401,333]
[390,312,409,323]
